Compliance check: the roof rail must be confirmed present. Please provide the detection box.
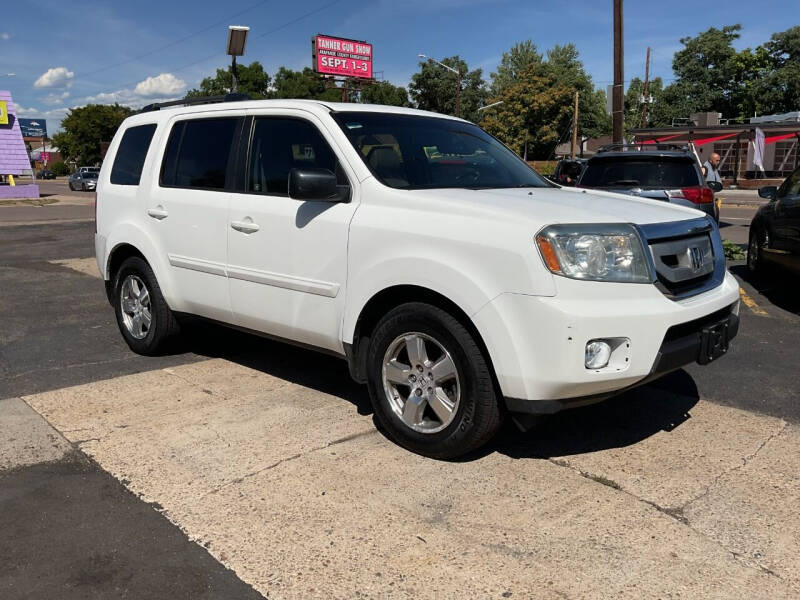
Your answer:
[596,142,689,153]
[139,93,252,113]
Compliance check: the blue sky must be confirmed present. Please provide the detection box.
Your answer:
[0,0,796,133]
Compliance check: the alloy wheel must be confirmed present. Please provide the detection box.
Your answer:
[381,332,461,434]
[120,275,152,340]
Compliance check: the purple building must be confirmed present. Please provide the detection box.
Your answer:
[0,90,39,199]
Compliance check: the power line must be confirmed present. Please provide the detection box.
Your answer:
[79,0,276,79]
[108,0,344,93]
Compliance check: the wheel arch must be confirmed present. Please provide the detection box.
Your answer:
[345,285,501,399]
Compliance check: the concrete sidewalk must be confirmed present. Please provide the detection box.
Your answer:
[718,189,768,207]
[20,358,800,599]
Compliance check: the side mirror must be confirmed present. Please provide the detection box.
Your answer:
[707,181,723,193]
[288,168,349,202]
[758,185,778,200]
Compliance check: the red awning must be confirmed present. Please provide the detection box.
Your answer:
[764,132,800,145]
[640,133,684,144]
[690,132,739,146]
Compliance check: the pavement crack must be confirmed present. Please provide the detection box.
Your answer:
[199,429,377,499]
[680,420,789,513]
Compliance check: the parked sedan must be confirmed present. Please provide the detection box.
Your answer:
[748,165,800,276]
[68,171,98,191]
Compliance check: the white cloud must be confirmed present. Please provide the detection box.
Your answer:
[15,104,70,120]
[34,67,74,89]
[83,72,186,108]
[42,91,70,105]
[1,33,10,41]
[133,73,186,97]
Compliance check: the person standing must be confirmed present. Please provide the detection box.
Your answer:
[704,152,722,185]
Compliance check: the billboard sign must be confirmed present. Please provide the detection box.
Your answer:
[19,118,48,138]
[313,35,373,79]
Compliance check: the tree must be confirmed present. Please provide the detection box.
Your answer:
[542,44,610,140]
[52,103,133,165]
[482,64,573,158]
[271,67,341,101]
[185,61,272,99]
[360,81,410,107]
[490,40,542,96]
[757,26,800,116]
[624,76,667,136]
[409,56,488,122]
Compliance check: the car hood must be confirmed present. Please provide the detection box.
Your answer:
[407,185,705,227]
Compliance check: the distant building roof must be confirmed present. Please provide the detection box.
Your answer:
[750,111,800,124]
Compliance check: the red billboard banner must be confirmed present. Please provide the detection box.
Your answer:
[313,34,373,79]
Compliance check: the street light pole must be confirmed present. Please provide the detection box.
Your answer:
[612,0,624,143]
[418,54,463,118]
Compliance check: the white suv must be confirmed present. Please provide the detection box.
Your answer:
[95,98,740,458]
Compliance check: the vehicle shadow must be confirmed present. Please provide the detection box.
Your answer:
[730,263,800,315]
[469,369,700,461]
[174,318,702,462]
[175,318,373,417]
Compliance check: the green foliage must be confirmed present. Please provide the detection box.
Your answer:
[490,40,542,96]
[50,162,69,176]
[409,56,488,122]
[482,64,573,158]
[360,81,410,107]
[52,104,134,165]
[271,67,342,101]
[185,61,272,99]
[482,42,609,158]
[723,240,746,260]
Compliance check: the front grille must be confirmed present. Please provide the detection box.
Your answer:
[638,218,725,300]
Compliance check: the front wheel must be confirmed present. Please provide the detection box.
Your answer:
[113,256,179,355]
[747,228,765,275]
[366,302,502,459]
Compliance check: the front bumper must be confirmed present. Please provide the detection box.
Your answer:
[505,304,738,414]
[471,270,741,410]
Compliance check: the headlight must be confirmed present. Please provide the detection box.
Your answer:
[536,223,652,283]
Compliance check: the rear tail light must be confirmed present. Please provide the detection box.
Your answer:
[667,186,714,204]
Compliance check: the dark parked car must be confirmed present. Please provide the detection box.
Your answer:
[748,166,800,276]
[577,144,721,221]
[68,171,98,191]
[37,169,56,179]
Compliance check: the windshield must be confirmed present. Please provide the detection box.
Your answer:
[82,172,98,179]
[332,112,550,190]
[580,157,700,189]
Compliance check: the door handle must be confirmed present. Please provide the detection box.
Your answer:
[147,206,169,220]
[230,219,260,234]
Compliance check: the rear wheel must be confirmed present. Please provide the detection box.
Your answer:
[366,302,501,459]
[113,256,179,355]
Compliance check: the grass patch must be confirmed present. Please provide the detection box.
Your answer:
[585,472,622,490]
[723,239,746,261]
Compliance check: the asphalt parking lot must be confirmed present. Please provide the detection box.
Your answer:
[1,202,799,599]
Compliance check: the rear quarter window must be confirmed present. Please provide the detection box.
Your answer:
[110,124,157,185]
[581,157,700,188]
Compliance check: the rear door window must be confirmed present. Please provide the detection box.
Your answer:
[246,117,346,196]
[580,158,699,188]
[160,118,238,190]
[110,124,157,185]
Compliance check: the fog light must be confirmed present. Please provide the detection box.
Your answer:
[585,340,612,369]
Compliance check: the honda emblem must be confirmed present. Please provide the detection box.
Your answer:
[688,246,703,271]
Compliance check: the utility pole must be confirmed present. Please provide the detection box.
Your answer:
[640,46,651,129]
[612,0,624,143]
[571,91,579,158]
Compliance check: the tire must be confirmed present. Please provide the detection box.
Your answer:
[365,302,502,459]
[747,228,764,275]
[68,182,74,191]
[112,256,179,355]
